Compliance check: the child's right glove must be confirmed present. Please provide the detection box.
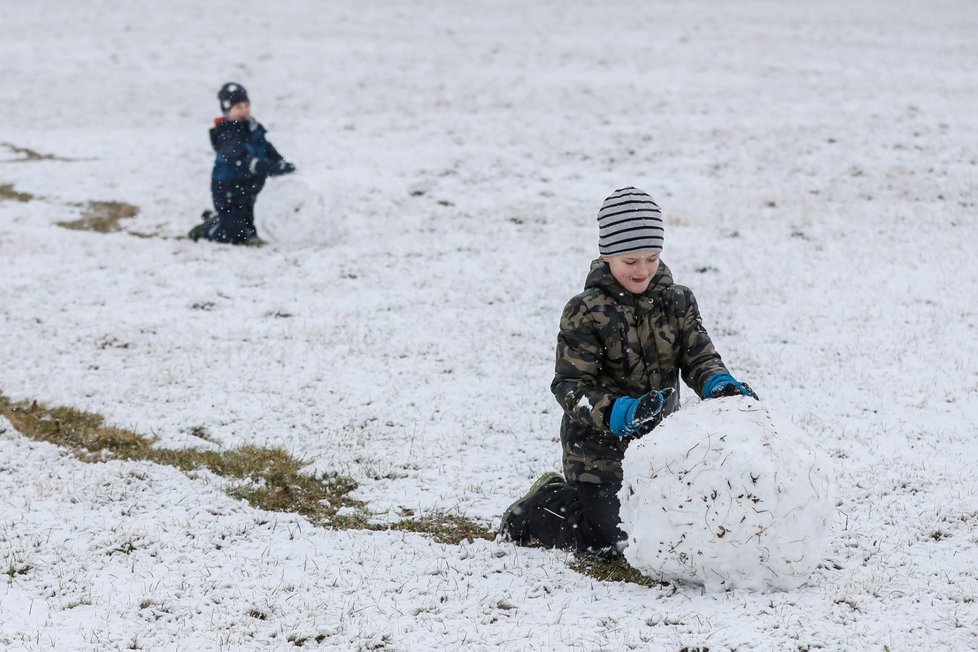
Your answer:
[609,387,675,438]
[703,373,759,400]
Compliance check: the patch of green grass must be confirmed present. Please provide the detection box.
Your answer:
[387,512,495,544]
[58,200,140,233]
[288,633,328,646]
[569,554,671,588]
[152,446,365,522]
[5,390,674,588]
[109,541,139,556]
[0,392,497,543]
[0,183,34,202]
[5,561,32,578]
[3,391,670,584]
[1,394,153,461]
[0,392,362,525]
[188,424,215,442]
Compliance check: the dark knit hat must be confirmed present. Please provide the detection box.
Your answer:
[597,186,664,256]
[218,82,249,113]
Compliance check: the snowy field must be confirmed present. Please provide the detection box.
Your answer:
[2,0,977,648]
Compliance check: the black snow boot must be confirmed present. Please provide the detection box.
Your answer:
[188,210,218,242]
[498,472,565,542]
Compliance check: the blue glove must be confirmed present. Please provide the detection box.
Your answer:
[609,388,675,438]
[703,373,758,400]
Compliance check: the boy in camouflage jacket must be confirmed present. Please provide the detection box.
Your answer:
[499,186,758,556]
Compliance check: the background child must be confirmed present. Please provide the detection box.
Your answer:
[499,186,758,557]
[189,82,296,246]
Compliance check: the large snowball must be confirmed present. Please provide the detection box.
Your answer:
[618,396,834,592]
[259,176,343,247]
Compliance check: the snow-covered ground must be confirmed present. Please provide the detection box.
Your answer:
[2,0,977,648]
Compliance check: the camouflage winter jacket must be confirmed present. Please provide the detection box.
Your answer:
[551,259,729,485]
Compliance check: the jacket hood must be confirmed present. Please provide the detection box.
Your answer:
[583,257,674,307]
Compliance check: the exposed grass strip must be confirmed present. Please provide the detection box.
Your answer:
[58,200,140,233]
[0,392,493,545]
[0,184,34,202]
[569,555,672,589]
[2,394,665,584]
[1,142,87,162]
[387,512,495,544]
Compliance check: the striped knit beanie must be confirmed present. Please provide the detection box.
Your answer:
[596,187,664,256]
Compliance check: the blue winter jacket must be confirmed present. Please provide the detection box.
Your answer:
[210,117,284,182]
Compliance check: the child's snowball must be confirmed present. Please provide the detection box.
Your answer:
[260,176,343,247]
[618,396,834,592]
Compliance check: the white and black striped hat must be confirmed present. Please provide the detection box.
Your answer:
[596,186,664,256]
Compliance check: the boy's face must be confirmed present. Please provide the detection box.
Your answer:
[227,101,251,121]
[605,250,661,294]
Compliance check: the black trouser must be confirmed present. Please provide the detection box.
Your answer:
[510,479,625,556]
[208,178,264,244]
[206,205,257,243]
